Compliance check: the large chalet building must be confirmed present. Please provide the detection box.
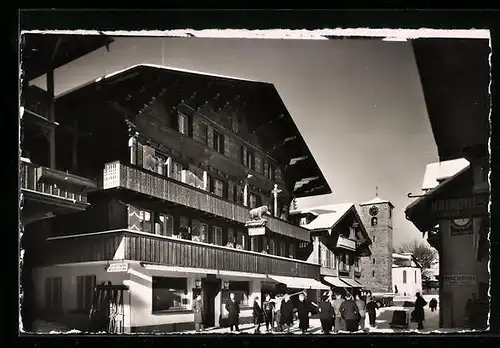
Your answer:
[21,35,340,333]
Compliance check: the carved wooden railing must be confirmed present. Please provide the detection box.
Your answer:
[41,230,320,279]
[102,161,310,241]
[20,159,96,205]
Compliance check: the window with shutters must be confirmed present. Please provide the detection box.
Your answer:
[246,150,255,170]
[236,230,246,249]
[213,130,224,154]
[138,210,153,233]
[45,277,62,311]
[191,219,208,243]
[179,216,189,239]
[199,122,208,145]
[178,113,189,135]
[77,275,96,311]
[212,178,224,198]
[269,238,277,255]
[240,146,248,166]
[267,163,276,181]
[170,161,183,182]
[289,243,295,258]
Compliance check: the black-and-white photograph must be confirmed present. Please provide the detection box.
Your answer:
[19,29,490,335]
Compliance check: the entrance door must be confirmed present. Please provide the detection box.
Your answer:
[202,279,220,328]
[90,282,128,334]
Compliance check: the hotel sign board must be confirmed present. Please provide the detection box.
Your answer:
[106,262,129,273]
[431,194,488,219]
[248,226,266,236]
[336,236,357,251]
[443,274,477,286]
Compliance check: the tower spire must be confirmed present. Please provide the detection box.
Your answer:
[376,186,379,197]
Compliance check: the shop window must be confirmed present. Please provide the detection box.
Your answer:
[152,277,189,312]
[155,214,174,237]
[229,281,250,307]
[45,277,62,312]
[76,275,96,311]
[403,270,407,284]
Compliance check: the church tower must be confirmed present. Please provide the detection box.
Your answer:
[358,188,394,293]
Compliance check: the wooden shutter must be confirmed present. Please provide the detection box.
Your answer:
[136,142,144,167]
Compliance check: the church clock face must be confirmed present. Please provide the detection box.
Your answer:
[369,205,379,217]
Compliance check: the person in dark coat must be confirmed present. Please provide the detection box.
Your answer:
[262,294,275,332]
[252,297,264,333]
[225,292,240,332]
[413,292,427,330]
[366,295,379,328]
[465,293,478,329]
[332,293,344,333]
[296,293,310,333]
[280,294,294,332]
[339,293,360,333]
[192,294,204,332]
[318,293,334,334]
[429,298,438,312]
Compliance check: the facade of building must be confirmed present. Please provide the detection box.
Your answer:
[23,57,333,332]
[358,196,394,293]
[289,203,373,295]
[405,38,489,329]
[392,253,423,296]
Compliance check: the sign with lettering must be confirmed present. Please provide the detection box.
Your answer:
[336,236,357,251]
[248,226,266,236]
[106,262,129,273]
[443,274,476,285]
[431,194,489,219]
[450,218,473,236]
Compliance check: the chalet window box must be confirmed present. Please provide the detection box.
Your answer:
[152,309,194,315]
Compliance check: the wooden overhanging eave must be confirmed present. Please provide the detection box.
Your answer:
[38,167,98,192]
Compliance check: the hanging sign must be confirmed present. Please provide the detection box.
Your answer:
[450,218,473,236]
[248,226,266,236]
[431,194,488,219]
[107,262,129,273]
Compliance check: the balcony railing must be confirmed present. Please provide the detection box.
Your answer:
[336,236,357,251]
[41,230,320,279]
[20,159,96,204]
[102,161,310,242]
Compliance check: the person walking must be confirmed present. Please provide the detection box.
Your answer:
[429,298,438,312]
[413,292,427,330]
[280,294,294,333]
[192,294,204,332]
[318,293,334,334]
[296,293,310,333]
[273,294,283,332]
[332,293,344,333]
[355,294,367,331]
[252,296,264,333]
[465,293,479,329]
[262,294,275,332]
[225,292,240,332]
[366,295,379,328]
[339,293,360,333]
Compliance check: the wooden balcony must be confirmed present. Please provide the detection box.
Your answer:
[40,230,320,279]
[336,236,357,252]
[102,161,310,242]
[20,159,96,223]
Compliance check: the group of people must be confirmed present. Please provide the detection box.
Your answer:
[251,293,298,333]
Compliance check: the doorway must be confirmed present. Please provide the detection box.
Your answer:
[202,278,220,328]
[90,282,129,334]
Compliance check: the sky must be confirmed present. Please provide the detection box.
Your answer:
[30,36,439,247]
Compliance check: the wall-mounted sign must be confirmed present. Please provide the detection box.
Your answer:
[106,262,129,273]
[443,274,477,286]
[248,226,266,236]
[336,236,357,251]
[450,218,473,236]
[431,194,488,219]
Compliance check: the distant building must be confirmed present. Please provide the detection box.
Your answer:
[392,253,422,296]
[358,195,394,293]
[290,203,372,295]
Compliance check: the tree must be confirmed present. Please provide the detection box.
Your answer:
[396,240,438,280]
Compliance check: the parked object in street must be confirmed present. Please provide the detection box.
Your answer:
[390,310,410,329]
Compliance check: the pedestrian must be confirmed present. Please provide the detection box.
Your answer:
[465,293,478,329]
[355,294,367,331]
[413,292,427,330]
[429,298,438,312]
[280,294,294,333]
[192,294,204,332]
[332,293,344,333]
[296,293,310,333]
[318,293,334,334]
[339,293,360,333]
[366,295,379,328]
[225,292,240,332]
[252,296,263,333]
[273,294,283,332]
[262,294,275,332]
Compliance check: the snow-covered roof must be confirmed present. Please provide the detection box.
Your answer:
[359,196,393,207]
[290,203,340,216]
[421,158,470,191]
[302,203,355,231]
